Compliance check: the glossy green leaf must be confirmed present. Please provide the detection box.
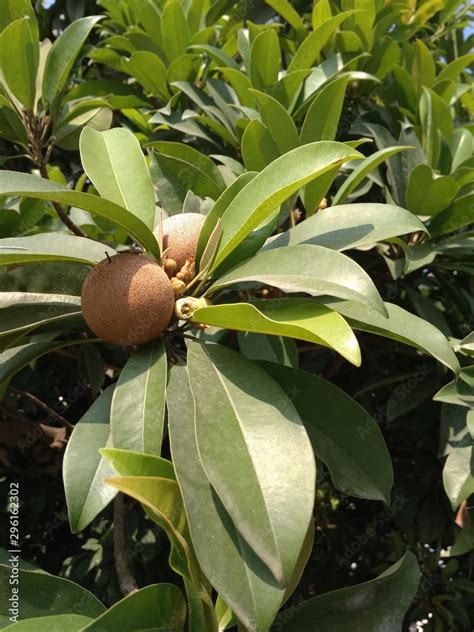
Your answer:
[193,299,361,366]
[0,0,37,33]
[241,119,280,171]
[333,146,414,205]
[162,0,190,62]
[412,39,436,92]
[0,565,105,621]
[167,365,286,632]
[101,448,175,479]
[261,362,393,502]
[82,584,186,631]
[211,142,361,268]
[0,18,39,110]
[110,340,167,456]
[264,203,427,251]
[406,164,458,216]
[80,127,156,229]
[186,341,315,586]
[434,368,474,408]
[274,553,420,631]
[0,171,160,258]
[250,90,299,154]
[443,447,474,510]
[42,16,102,109]
[300,76,349,144]
[0,338,96,384]
[250,29,280,90]
[210,244,387,316]
[2,614,93,631]
[265,0,305,35]
[121,51,170,101]
[238,332,298,368]
[429,193,474,237]
[435,53,474,86]
[0,301,81,338]
[0,233,115,266]
[315,298,460,374]
[63,386,117,533]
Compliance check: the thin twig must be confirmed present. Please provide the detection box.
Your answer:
[8,386,73,430]
[113,494,139,597]
[38,163,87,237]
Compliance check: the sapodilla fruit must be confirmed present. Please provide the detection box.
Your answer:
[81,253,174,346]
[159,213,206,271]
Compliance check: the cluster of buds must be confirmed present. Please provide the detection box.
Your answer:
[163,256,197,296]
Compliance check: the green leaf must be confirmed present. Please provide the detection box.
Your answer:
[167,365,286,632]
[80,127,156,229]
[420,87,453,167]
[63,386,117,533]
[210,244,387,317]
[0,338,96,384]
[0,0,37,34]
[2,614,93,631]
[121,51,170,101]
[82,584,186,631]
[100,448,175,479]
[412,39,436,93]
[315,298,460,375]
[238,332,298,368]
[429,193,474,237]
[161,0,190,62]
[42,16,103,110]
[0,566,105,621]
[443,447,474,510]
[0,17,39,110]
[300,76,349,144]
[435,53,474,86]
[0,171,160,258]
[250,29,280,90]
[189,44,238,70]
[264,203,427,251]
[241,119,280,171]
[332,146,414,205]
[110,340,167,456]
[249,90,300,154]
[0,301,81,338]
[261,362,393,502]
[406,164,458,216]
[274,553,420,631]
[0,233,116,266]
[434,368,474,408]
[265,0,305,35]
[193,299,361,366]
[186,342,315,586]
[288,12,355,72]
[211,142,362,269]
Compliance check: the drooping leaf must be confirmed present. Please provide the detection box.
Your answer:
[110,340,167,456]
[0,172,160,257]
[63,386,117,533]
[193,299,361,366]
[261,362,393,502]
[42,16,103,109]
[210,244,387,316]
[167,365,286,632]
[80,127,156,229]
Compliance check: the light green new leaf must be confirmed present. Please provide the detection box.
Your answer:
[211,142,362,268]
[42,16,103,109]
[406,164,458,216]
[0,233,115,267]
[300,76,349,144]
[210,244,387,317]
[167,365,286,632]
[2,614,93,631]
[0,0,37,34]
[249,89,300,154]
[0,17,39,110]
[443,447,474,510]
[80,127,156,229]
[250,29,280,90]
[162,0,190,62]
[0,171,160,257]
[110,340,167,456]
[63,386,117,533]
[101,448,175,479]
[265,0,305,35]
[412,39,436,92]
[273,553,420,631]
[315,298,460,374]
[187,342,315,587]
[435,53,474,86]
[82,584,186,631]
[333,146,414,205]
[0,566,105,622]
[264,203,427,251]
[193,299,361,366]
[261,362,393,502]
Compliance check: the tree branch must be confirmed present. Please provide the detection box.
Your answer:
[8,386,73,430]
[113,493,139,596]
[38,163,87,237]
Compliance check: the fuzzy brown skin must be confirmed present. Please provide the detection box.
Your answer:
[81,253,174,346]
[159,213,206,271]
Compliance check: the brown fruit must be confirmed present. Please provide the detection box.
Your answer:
[158,212,205,272]
[81,253,174,346]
